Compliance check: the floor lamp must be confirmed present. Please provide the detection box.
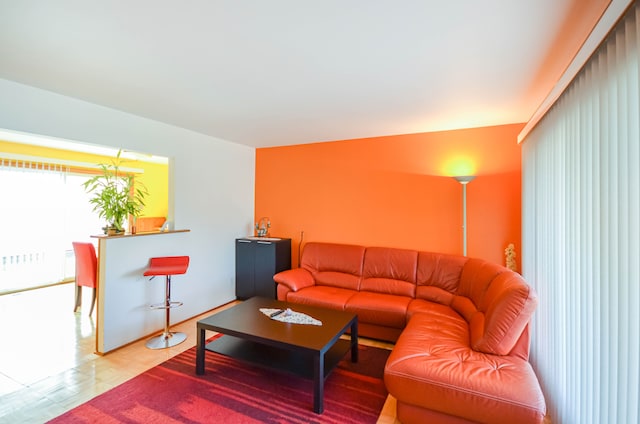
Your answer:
[453,176,475,256]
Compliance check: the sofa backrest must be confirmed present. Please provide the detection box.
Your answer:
[415,252,537,356]
[452,258,538,356]
[361,247,417,297]
[415,251,467,304]
[300,242,365,290]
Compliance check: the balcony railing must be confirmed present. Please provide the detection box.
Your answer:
[0,249,75,294]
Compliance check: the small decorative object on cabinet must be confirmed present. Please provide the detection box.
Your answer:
[255,217,271,237]
[235,237,291,299]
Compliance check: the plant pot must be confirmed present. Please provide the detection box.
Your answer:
[104,226,125,236]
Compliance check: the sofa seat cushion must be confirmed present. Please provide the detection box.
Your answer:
[385,312,546,424]
[285,286,355,310]
[407,298,461,323]
[345,291,411,328]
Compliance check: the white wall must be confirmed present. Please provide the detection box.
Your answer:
[0,78,255,320]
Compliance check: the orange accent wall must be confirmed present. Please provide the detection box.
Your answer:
[255,123,523,268]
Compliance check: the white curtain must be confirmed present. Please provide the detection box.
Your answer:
[0,158,101,293]
[522,3,639,423]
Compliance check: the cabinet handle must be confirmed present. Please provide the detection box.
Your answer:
[257,241,272,245]
[238,240,251,243]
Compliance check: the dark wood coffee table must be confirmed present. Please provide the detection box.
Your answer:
[195,296,358,413]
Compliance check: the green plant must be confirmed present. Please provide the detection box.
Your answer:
[83,150,148,233]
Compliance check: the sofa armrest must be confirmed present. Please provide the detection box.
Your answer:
[273,268,315,292]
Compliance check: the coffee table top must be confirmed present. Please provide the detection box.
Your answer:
[197,297,357,354]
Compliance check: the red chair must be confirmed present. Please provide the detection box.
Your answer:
[72,242,97,316]
[144,256,190,349]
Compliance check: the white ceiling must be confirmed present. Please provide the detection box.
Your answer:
[0,0,611,148]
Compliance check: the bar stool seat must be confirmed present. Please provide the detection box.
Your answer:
[144,256,189,349]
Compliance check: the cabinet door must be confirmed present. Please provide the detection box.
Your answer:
[235,239,254,300]
[254,241,277,298]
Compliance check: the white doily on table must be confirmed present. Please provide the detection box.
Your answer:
[259,308,322,326]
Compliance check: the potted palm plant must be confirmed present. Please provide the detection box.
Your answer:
[83,150,148,235]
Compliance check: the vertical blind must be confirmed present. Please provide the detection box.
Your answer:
[522,3,639,423]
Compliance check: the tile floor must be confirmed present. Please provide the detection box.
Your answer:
[0,284,399,423]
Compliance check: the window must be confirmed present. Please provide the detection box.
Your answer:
[0,159,102,294]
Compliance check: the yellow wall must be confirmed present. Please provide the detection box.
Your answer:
[0,140,169,218]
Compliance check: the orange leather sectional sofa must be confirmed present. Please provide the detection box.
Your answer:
[274,242,546,424]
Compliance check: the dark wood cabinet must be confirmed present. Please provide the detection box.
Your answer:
[235,238,291,300]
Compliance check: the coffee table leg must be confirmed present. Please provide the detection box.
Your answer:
[351,319,358,363]
[313,352,324,413]
[196,325,205,375]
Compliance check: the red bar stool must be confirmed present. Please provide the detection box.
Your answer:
[144,256,190,349]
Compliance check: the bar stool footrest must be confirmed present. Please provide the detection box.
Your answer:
[149,301,183,310]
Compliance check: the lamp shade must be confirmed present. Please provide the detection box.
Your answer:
[454,175,476,185]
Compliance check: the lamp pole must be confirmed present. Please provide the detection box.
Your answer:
[453,176,476,256]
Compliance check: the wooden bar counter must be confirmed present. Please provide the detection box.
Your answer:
[92,229,191,354]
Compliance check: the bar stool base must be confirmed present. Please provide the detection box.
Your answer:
[146,331,187,349]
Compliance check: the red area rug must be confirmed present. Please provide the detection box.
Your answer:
[49,340,390,423]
